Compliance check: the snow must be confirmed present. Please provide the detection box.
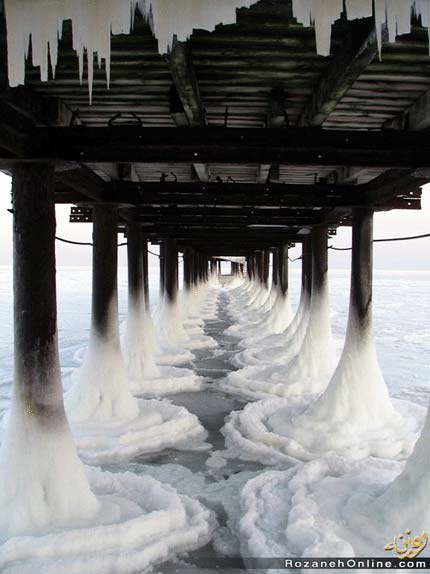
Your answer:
[0,391,99,540]
[71,398,209,465]
[1,265,430,571]
[239,402,430,565]
[221,396,425,466]
[221,264,426,464]
[222,247,334,400]
[0,466,215,574]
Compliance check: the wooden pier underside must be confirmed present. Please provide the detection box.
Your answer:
[0,0,428,256]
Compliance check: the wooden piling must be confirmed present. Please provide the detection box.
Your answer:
[12,162,64,421]
[278,244,289,297]
[91,205,119,338]
[164,238,178,303]
[351,208,374,334]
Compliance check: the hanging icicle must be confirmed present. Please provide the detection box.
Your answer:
[4,0,430,101]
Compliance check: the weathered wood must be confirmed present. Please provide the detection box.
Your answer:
[142,235,150,309]
[351,208,373,333]
[169,40,205,127]
[302,236,313,297]
[311,226,328,295]
[183,247,194,290]
[126,222,144,303]
[12,162,64,420]
[164,238,179,303]
[18,126,430,168]
[159,242,166,296]
[298,21,380,127]
[91,205,119,337]
[263,250,270,287]
[272,249,279,286]
[278,244,289,296]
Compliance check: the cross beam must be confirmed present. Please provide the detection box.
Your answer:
[8,127,430,168]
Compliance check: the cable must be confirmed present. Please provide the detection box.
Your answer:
[55,236,93,246]
[329,232,430,251]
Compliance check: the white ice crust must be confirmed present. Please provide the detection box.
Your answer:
[239,405,430,567]
[5,0,430,100]
[0,466,215,574]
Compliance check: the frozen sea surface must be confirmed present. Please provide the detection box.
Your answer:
[1,266,428,396]
[0,266,429,572]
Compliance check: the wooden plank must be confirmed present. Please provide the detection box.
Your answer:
[298,20,381,127]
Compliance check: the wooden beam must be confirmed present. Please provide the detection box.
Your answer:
[20,127,430,168]
[257,164,271,184]
[298,20,380,127]
[388,87,430,132]
[168,40,205,127]
[268,87,288,128]
[193,163,211,182]
[56,164,106,202]
[99,179,420,211]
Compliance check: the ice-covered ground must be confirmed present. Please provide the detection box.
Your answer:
[0,266,429,572]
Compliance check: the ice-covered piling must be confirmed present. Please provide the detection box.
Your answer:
[157,238,191,346]
[66,206,139,422]
[0,163,98,539]
[306,208,397,430]
[124,223,160,381]
[280,227,336,391]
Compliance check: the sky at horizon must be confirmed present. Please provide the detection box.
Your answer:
[0,171,429,270]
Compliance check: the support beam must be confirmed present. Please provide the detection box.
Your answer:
[298,21,380,127]
[3,162,98,537]
[21,127,430,168]
[142,235,150,309]
[159,242,166,298]
[183,247,194,290]
[164,238,179,303]
[302,236,313,298]
[263,249,270,287]
[12,162,62,421]
[278,244,289,297]
[268,87,288,128]
[193,163,211,182]
[351,208,373,334]
[91,206,119,337]
[272,249,279,287]
[127,222,144,309]
[169,40,205,127]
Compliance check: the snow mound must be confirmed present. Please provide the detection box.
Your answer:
[222,397,425,466]
[0,466,215,574]
[71,399,210,464]
[130,365,205,397]
[156,348,195,366]
[239,456,407,563]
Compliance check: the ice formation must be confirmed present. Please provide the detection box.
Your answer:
[66,297,139,423]
[0,388,99,540]
[125,296,161,383]
[0,466,215,574]
[221,396,424,466]
[5,0,430,101]
[239,401,430,563]
[4,0,256,100]
[70,398,209,465]
[223,235,335,400]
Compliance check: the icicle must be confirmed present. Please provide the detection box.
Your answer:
[4,0,429,99]
[373,0,386,59]
[345,0,373,20]
[415,0,430,54]
[310,0,343,57]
